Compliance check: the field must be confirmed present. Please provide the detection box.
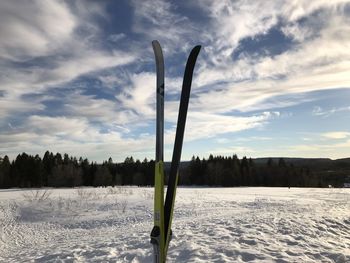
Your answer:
[0,187,349,262]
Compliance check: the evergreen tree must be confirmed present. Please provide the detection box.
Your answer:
[42,151,55,186]
[93,165,112,187]
[106,157,117,186]
[81,158,90,186]
[0,151,345,188]
[0,156,11,188]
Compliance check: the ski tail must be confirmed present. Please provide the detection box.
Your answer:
[164,45,201,254]
[150,40,165,263]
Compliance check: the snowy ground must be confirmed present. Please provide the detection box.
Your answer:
[0,187,349,262]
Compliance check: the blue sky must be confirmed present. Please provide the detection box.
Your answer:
[1,0,350,162]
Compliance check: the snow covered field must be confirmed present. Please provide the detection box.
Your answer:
[0,187,349,262]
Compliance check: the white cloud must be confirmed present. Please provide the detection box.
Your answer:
[63,92,141,129]
[233,136,273,142]
[192,0,350,114]
[312,106,323,116]
[98,74,126,89]
[0,0,76,61]
[285,129,350,158]
[215,138,230,144]
[321,132,350,139]
[289,139,350,159]
[281,23,313,42]
[0,50,135,126]
[1,1,350,160]
[280,0,350,22]
[0,115,155,162]
[26,115,89,139]
[0,0,136,123]
[117,72,155,120]
[0,0,140,162]
[312,105,350,117]
[130,0,198,54]
[198,1,280,64]
[208,146,256,156]
[108,33,126,42]
[0,94,46,120]
[50,51,135,85]
[167,111,280,142]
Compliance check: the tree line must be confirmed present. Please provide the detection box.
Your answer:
[183,155,315,187]
[0,152,348,188]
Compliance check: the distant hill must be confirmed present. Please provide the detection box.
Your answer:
[251,157,332,165]
[176,157,350,169]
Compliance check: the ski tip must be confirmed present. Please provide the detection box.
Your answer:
[186,45,201,63]
[152,40,163,55]
[152,40,164,66]
[152,40,160,47]
[190,45,201,57]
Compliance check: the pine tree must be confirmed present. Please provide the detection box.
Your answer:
[0,156,11,188]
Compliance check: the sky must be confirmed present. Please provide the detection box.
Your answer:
[0,0,350,162]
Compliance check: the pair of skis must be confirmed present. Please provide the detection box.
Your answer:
[150,40,201,263]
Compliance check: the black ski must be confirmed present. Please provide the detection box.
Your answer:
[163,45,201,253]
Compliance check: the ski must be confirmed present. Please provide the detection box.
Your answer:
[150,40,201,262]
[150,40,165,263]
[163,45,201,256]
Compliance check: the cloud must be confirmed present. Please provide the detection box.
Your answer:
[312,105,350,117]
[164,111,280,143]
[1,1,350,161]
[62,91,140,129]
[0,0,136,123]
[312,106,323,116]
[0,94,46,121]
[192,0,350,113]
[287,129,350,158]
[130,0,197,53]
[289,139,350,159]
[0,115,155,161]
[108,33,126,43]
[215,138,230,144]
[208,146,256,156]
[281,23,313,42]
[321,132,350,139]
[197,1,280,64]
[279,0,350,22]
[1,49,135,97]
[0,0,76,61]
[116,72,156,120]
[26,115,89,139]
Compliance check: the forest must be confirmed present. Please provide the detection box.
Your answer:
[0,151,349,188]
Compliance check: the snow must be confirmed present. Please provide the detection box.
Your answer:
[0,187,349,262]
